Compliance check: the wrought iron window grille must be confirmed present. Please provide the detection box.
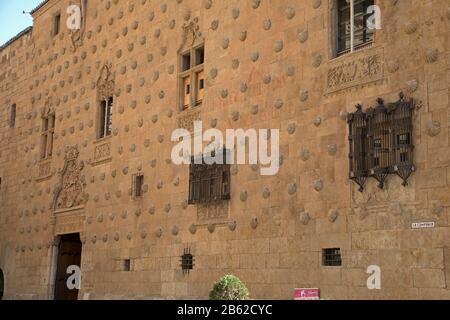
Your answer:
[180,248,194,274]
[348,93,415,191]
[188,149,231,204]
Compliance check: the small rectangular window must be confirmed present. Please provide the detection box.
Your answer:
[322,248,342,267]
[123,259,131,272]
[195,47,204,66]
[133,174,144,198]
[397,133,410,146]
[98,97,113,139]
[180,248,194,274]
[41,115,55,159]
[182,53,191,72]
[10,104,16,128]
[54,13,61,36]
[196,70,205,106]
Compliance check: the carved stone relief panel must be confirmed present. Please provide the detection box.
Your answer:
[197,201,229,224]
[177,109,201,133]
[326,47,384,94]
[53,145,87,211]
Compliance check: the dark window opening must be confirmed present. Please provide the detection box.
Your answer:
[182,53,191,72]
[195,47,205,66]
[199,79,205,90]
[123,259,131,272]
[180,248,194,274]
[54,13,61,36]
[322,248,342,267]
[10,104,16,128]
[98,97,113,139]
[397,133,410,146]
[134,174,144,198]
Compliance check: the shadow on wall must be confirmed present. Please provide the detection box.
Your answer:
[0,269,4,300]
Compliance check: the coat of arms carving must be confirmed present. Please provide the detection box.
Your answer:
[53,145,86,210]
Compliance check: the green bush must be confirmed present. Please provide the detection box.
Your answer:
[209,275,250,300]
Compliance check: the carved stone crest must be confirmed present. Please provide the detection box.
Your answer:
[97,63,115,101]
[68,0,87,52]
[178,17,203,53]
[53,145,86,210]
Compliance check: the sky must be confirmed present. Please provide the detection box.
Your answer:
[0,0,44,46]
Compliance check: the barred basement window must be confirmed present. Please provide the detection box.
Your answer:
[188,149,231,205]
[41,113,55,159]
[180,248,194,274]
[98,96,113,139]
[336,0,374,56]
[322,248,342,267]
[348,93,415,191]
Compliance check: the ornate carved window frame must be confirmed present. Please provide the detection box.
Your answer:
[95,63,115,141]
[40,108,55,160]
[177,18,205,112]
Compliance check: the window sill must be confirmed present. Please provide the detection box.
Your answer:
[94,135,112,144]
[333,41,375,61]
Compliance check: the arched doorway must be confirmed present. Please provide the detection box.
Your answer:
[0,269,4,300]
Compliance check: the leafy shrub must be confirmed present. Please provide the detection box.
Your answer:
[209,275,250,300]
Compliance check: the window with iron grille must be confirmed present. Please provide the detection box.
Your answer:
[180,248,194,274]
[322,248,342,267]
[41,113,55,159]
[337,0,374,56]
[348,93,415,191]
[188,149,231,205]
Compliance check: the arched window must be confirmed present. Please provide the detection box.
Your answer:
[0,269,4,300]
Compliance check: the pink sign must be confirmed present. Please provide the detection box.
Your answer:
[294,288,320,300]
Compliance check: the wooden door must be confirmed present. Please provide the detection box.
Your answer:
[54,233,82,300]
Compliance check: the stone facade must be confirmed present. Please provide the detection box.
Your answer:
[0,0,449,300]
